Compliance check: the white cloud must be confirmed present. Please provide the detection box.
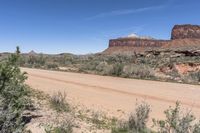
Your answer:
[87,5,165,20]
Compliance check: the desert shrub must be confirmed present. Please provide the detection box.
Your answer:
[49,91,70,112]
[95,61,108,72]
[18,50,200,85]
[26,54,46,67]
[44,118,73,133]
[46,63,58,69]
[79,60,99,72]
[123,64,155,79]
[111,120,129,133]
[112,63,124,76]
[90,111,108,129]
[183,71,200,84]
[0,47,32,133]
[95,61,114,75]
[193,121,200,133]
[153,101,200,133]
[37,54,46,66]
[112,102,151,133]
[102,64,114,75]
[112,102,200,133]
[27,55,37,65]
[128,102,151,133]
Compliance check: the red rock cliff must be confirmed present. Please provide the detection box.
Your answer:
[171,24,200,40]
[104,24,200,54]
[109,38,169,48]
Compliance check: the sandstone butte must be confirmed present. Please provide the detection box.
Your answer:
[103,24,200,54]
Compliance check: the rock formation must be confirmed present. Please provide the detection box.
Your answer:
[28,50,37,55]
[109,38,169,48]
[103,24,200,54]
[171,24,200,40]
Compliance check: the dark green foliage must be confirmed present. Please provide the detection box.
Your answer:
[16,46,21,55]
[0,47,32,133]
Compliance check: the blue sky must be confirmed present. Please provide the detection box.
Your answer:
[0,0,200,54]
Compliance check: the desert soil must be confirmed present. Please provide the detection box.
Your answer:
[22,67,200,120]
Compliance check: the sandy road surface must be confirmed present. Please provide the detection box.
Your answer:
[22,67,200,119]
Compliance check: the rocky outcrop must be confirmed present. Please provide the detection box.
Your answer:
[171,24,200,40]
[28,50,37,55]
[109,38,169,48]
[104,24,200,54]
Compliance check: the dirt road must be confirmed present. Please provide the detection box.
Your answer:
[22,67,200,119]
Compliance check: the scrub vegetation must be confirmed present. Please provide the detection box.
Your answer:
[15,49,200,85]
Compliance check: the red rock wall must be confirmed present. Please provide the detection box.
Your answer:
[171,24,200,40]
[108,24,200,51]
[109,38,169,48]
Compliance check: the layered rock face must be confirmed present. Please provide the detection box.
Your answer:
[171,24,200,40]
[109,38,169,48]
[104,24,200,54]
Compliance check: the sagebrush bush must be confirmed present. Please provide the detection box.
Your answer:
[0,47,32,133]
[46,63,58,69]
[153,101,200,133]
[113,101,200,133]
[112,63,124,76]
[183,71,200,84]
[123,64,155,79]
[50,91,70,112]
[112,101,151,133]
[128,102,151,133]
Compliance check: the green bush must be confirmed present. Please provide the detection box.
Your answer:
[0,47,32,133]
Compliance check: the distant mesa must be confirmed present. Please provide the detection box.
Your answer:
[103,24,200,54]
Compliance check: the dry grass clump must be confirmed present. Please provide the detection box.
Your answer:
[49,91,70,112]
[112,101,151,133]
[44,118,73,133]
